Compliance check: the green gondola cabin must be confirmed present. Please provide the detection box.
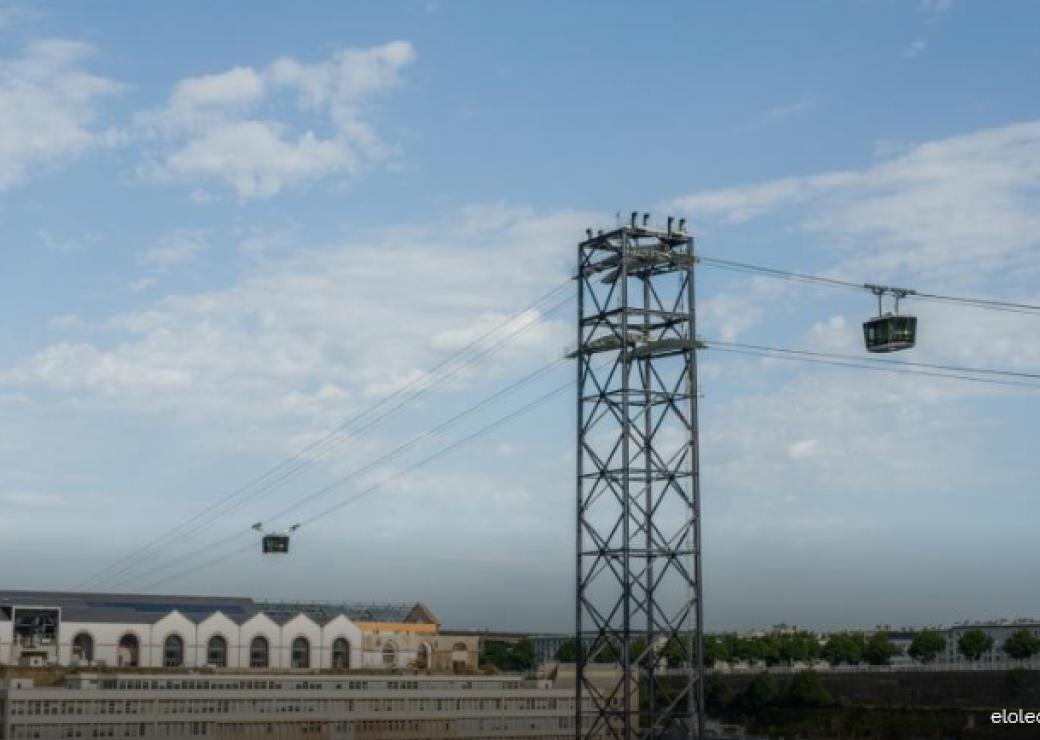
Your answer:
[863,314,917,353]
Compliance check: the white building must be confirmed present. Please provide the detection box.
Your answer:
[0,672,597,739]
[0,591,478,674]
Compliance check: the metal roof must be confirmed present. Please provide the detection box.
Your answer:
[0,591,258,625]
[0,591,438,627]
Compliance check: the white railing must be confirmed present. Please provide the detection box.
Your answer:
[660,657,1040,675]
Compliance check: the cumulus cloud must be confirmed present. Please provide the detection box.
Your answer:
[3,205,589,425]
[672,120,1040,546]
[136,41,416,198]
[0,39,122,191]
[139,229,210,270]
[666,121,1040,284]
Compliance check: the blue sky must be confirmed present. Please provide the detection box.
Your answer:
[1,0,1039,632]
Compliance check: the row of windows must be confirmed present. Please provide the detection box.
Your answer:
[101,678,520,692]
[70,635,352,670]
[11,696,572,717]
[5,718,582,740]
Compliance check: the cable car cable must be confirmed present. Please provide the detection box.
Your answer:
[698,255,1040,315]
[707,340,1040,381]
[95,294,575,588]
[108,356,573,589]
[78,280,573,589]
[707,345,1040,389]
[136,369,581,591]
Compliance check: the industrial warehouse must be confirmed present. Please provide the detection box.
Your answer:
[0,591,477,673]
[0,591,619,738]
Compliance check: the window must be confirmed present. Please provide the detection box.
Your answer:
[72,632,94,663]
[163,635,184,667]
[382,642,397,667]
[207,635,227,668]
[118,634,140,668]
[416,643,430,669]
[250,636,269,668]
[332,638,350,669]
[292,637,310,669]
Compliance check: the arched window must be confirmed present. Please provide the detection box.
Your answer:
[207,635,227,668]
[163,635,184,667]
[71,633,94,663]
[331,638,350,670]
[382,642,397,667]
[118,634,139,668]
[291,637,310,669]
[250,636,269,669]
[416,643,430,670]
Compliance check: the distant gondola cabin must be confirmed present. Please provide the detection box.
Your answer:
[262,534,291,554]
[863,314,917,353]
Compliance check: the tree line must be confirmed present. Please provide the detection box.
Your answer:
[532,627,1040,668]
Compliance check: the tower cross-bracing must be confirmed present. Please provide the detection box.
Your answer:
[575,214,704,739]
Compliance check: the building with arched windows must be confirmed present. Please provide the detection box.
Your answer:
[0,591,477,673]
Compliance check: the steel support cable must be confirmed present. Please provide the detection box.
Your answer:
[79,280,573,590]
[707,345,1040,389]
[111,356,572,590]
[97,293,575,589]
[136,368,584,591]
[294,373,579,527]
[95,295,578,590]
[697,255,1040,315]
[707,340,1040,381]
[141,539,257,592]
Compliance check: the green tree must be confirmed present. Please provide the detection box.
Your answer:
[958,629,994,661]
[482,639,536,671]
[720,633,744,665]
[594,638,620,664]
[555,638,578,662]
[1003,629,1040,660]
[907,630,946,664]
[864,632,902,666]
[822,632,865,665]
[777,631,821,666]
[511,638,536,670]
[705,671,732,712]
[705,635,729,667]
[662,636,688,667]
[784,670,832,708]
[740,672,778,711]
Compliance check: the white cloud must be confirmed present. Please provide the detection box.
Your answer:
[3,205,589,425]
[137,41,416,198]
[905,39,927,58]
[667,120,1040,284]
[129,277,157,293]
[139,230,209,270]
[48,313,82,330]
[0,39,122,191]
[671,120,1040,541]
[764,100,814,121]
[164,121,355,198]
[787,438,821,461]
[171,66,265,111]
[0,492,63,508]
[920,0,953,14]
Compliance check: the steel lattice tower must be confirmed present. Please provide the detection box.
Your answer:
[575,214,703,739]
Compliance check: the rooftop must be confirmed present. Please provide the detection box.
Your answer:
[0,591,437,627]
